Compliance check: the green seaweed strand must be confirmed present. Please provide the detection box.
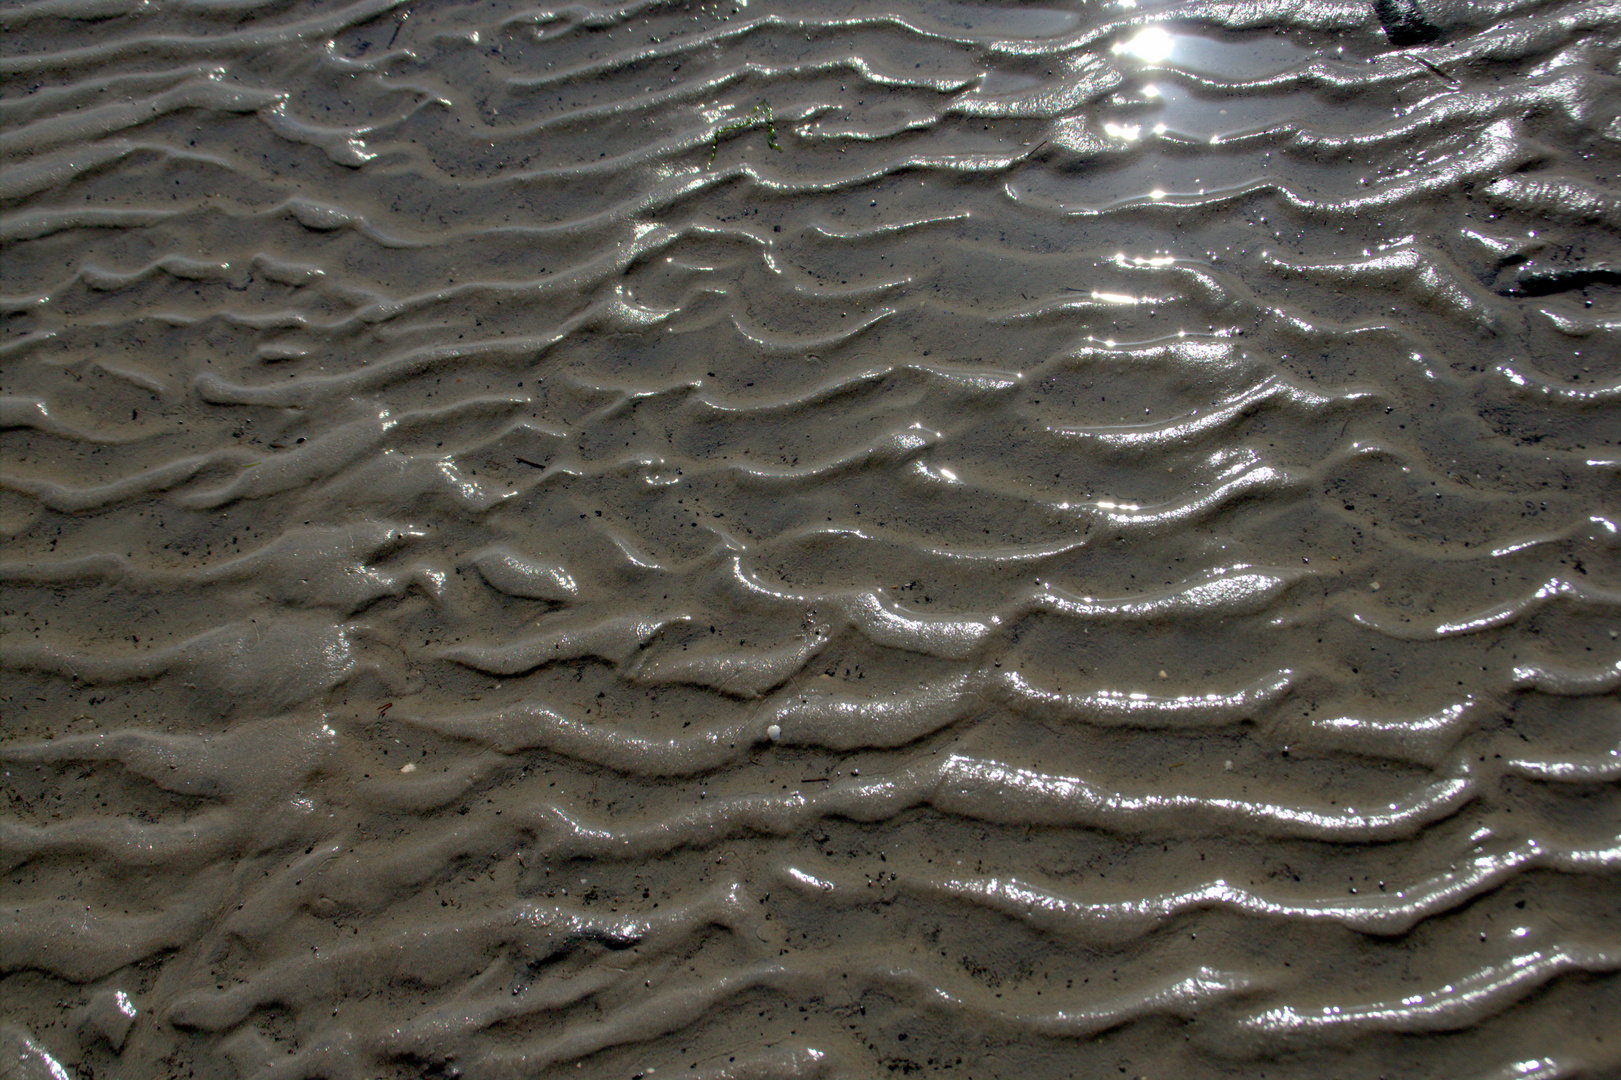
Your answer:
[708,100,783,168]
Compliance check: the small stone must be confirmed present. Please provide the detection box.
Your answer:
[400,762,417,773]
[77,990,137,1051]
[766,723,781,742]
[1157,670,1168,679]
[1370,581,1381,591]
[1224,760,1234,771]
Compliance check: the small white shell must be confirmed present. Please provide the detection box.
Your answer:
[766,723,782,742]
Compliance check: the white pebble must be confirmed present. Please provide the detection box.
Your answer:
[1224,760,1234,771]
[1370,581,1381,591]
[766,723,781,742]
[400,762,417,774]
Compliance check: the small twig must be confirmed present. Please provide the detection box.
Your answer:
[515,456,545,469]
[1409,55,1457,84]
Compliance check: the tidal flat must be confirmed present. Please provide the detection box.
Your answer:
[2,0,1619,1076]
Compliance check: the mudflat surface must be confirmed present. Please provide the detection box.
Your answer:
[2,1,1619,1077]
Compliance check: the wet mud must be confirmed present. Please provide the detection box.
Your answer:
[2,0,1619,1077]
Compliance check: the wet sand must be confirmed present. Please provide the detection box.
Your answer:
[2,0,1619,1076]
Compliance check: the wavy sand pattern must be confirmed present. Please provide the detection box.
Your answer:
[2,0,1618,1076]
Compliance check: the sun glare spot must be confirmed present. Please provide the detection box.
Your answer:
[1113,26,1174,63]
